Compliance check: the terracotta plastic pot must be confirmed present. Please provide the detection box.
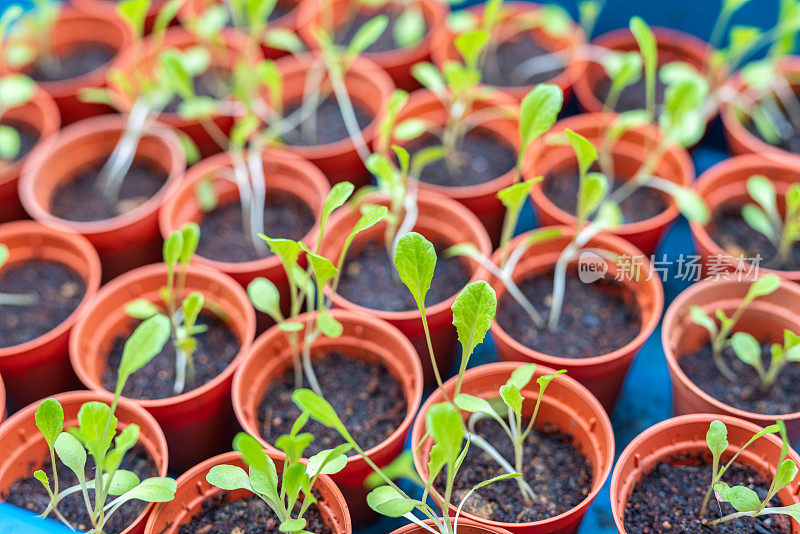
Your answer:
[295,0,447,90]
[690,154,800,282]
[721,57,800,166]
[0,88,60,224]
[610,414,800,533]
[573,26,714,115]
[390,88,519,246]
[73,0,168,34]
[391,519,514,534]
[18,114,186,281]
[430,2,585,101]
[144,450,352,533]
[0,374,5,422]
[0,390,169,534]
[69,262,256,472]
[273,53,394,187]
[112,28,257,157]
[663,277,800,443]
[319,192,492,387]
[528,113,695,255]
[411,362,614,534]
[0,221,101,411]
[488,226,664,412]
[4,6,132,124]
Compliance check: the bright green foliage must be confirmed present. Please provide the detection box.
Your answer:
[741,176,800,268]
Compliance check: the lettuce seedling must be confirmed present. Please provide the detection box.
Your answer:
[700,419,800,526]
[2,0,58,76]
[0,243,38,306]
[740,175,800,268]
[125,223,208,395]
[32,315,176,533]
[690,273,781,382]
[206,425,350,532]
[731,328,800,392]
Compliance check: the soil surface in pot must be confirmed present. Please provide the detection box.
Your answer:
[101,314,240,399]
[0,260,85,348]
[282,96,373,146]
[623,451,792,533]
[593,76,667,113]
[334,8,427,54]
[403,132,516,187]
[708,203,800,271]
[337,238,471,312]
[196,192,315,262]
[50,158,168,222]
[496,270,642,358]
[3,443,157,534]
[0,119,39,162]
[179,492,332,533]
[28,43,116,82]
[680,341,800,415]
[480,32,564,87]
[163,68,231,114]
[543,168,670,223]
[435,418,593,523]
[257,351,406,454]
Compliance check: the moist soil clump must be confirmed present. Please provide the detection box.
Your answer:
[258,351,406,455]
[624,451,792,533]
[0,260,85,348]
[50,158,168,222]
[102,314,240,399]
[197,192,315,262]
[337,239,471,312]
[496,270,642,358]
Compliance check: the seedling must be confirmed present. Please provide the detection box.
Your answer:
[740,175,800,268]
[689,273,782,383]
[731,328,800,392]
[321,0,427,51]
[701,419,800,526]
[124,223,209,395]
[2,0,58,77]
[206,424,351,532]
[32,315,177,533]
[0,243,38,306]
[0,9,36,169]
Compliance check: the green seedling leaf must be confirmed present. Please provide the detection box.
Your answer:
[125,298,160,319]
[182,291,204,326]
[206,464,253,491]
[233,432,273,474]
[117,0,150,37]
[393,232,436,311]
[366,485,416,517]
[393,119,430,141]
[564,129,597,178]
[0,74,35,109]
[117,477,177,503]
[0,244,8,266]
[105,424,140,473]
[499,383,524,415]
[497,179,537,212]
[265,28,306,53]
[602,51,642,95]
[163,230,183,268]
[75,401,117,458]
[260,236,303,273]
[454,394,501,420]
[629,16,657,117]
[451,280,497,360]
[774,458,799,491]
[519,84,563,149]
[54,432,86,482]
[426,402,464,467]
[577,172,608,220]
[731,332,763,372]
[117,314,172,387]
[35,398,63,449]
[352,205,388,235]
[304,249,337,288]
[306,444,352,477]
[454,29,489,69]
[537,370,566,392]
[347,15,389,59]
[673,187,710,224]
[715,483,762,513]
[107,470,141,496]
[689,306,718,338]
[317,311,343,338]
[319,182,355,236]
[279,518,307,533]
[411,62,446,96]
[394,8,425,48]
[746,175,778,214]
[248,278,282,323]
[0,125,21,160]
[508,363,537,391]
[292,389,347,435]
[742,204,776,241]
[747,273,781,300]
[707,420,729,459]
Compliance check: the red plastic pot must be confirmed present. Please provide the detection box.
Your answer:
[319,192,492,387]
[391,88,519,246]
[411,362,615,534]
[144,450,352,533]
[610,414,800,533]
[273,53,395,187]
[391,519,514,534]
[528,113,695,255]
[430,2,585,101]
[4,6,132,124]
[0,390,169,534]
[690,154,800,282]
[18,114,186,281]
[0,221,101,411]
[73,0,169,34]
[488,226,664,412]
[295,0,447,90]
[0,374,5,422]
[69,262,256,472]
[0,88,60,224]
[663,277,800,443]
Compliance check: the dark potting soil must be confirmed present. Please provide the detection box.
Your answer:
[0,119,39,162]
[3,443,157,534]
[745,91,800,154]
[481,33,565,87]
[197,192,316,262]
[543,168,670,224]
[334,9,426,53]
[623,451,792,533]
[403,132,516,187]
[178,492,332,534]
[162,69,232,114]
[337,239,471,312]
[0,260,85,348]
[708,203,800,271]
[282,96,373,146]
[594,76,668,113]
[257,351,406,455]
[437,418,593,523]
[496,270,642,358]
[49,158,168,222]
[28,43,116,82]
[680,341,800,415]
[101,314,240,399]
